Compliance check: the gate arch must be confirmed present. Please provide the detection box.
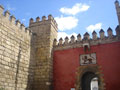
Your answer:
[75,65,105,90]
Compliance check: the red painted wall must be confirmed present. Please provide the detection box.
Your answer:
[53,41,120,90]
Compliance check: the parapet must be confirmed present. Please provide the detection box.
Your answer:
[0,5,31,35]
[115,0,119,7]
[0,5,4,15]
[29,15,58,30]
[54,26,120,50]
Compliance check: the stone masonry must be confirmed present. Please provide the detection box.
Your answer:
[0,6,31,90]
[0,4,58,90]
[28,15,57,90]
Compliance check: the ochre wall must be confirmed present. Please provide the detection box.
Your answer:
[0,7,31,90]
[53,41,120,90]
[29,15,57,90]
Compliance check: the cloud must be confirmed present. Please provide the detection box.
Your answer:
[21,19,26,25]
[7,4,16,11]
[86,23,102,32]
[55,15,78,31]
[60,3,90,15]
[58,32,77,40]
[21,19,26,23]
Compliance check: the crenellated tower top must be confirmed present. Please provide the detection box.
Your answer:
[29,14,58,31]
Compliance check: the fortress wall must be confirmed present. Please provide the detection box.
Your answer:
[29,15,57,90]
[53,41,120,90]
[53,27,120,90]
[0,6,31,90]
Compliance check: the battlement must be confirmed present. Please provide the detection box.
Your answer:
[29,15,58,30]
[115,0,120,25]
[0,5,31,90]
[0,5,31,35]
[115,0,119,7]
[54,26,120,50]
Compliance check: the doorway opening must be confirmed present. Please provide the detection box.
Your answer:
[81,72,99,90]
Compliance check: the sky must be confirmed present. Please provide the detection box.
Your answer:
[0,0,119,40]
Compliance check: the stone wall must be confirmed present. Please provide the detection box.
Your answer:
[0,5,31,90]
[29,15,57,90]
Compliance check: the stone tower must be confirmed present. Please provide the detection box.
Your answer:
[29,15,58,90]
[115,0,120,25]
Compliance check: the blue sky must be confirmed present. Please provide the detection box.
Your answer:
[0,0,119,39]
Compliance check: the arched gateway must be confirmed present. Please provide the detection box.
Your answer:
[75,65,105,90]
